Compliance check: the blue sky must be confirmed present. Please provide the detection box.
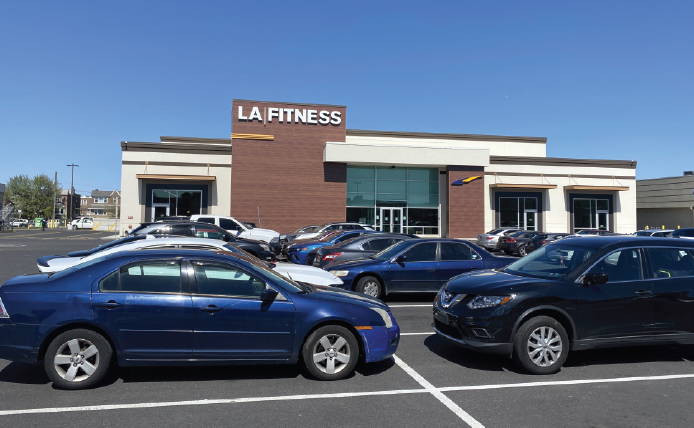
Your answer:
[1,1,692,193]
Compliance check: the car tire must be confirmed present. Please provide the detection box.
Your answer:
[302,325,359,381]
[355,276,382,299]
[518,245,528,257]
[72,225,77,230]
[512,316,568,375]
[44,329,113,390]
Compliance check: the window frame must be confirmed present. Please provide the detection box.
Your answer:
[644,247,694,280]
[575,247,648,284]
[187,259,268,300]
[97,258,189,295]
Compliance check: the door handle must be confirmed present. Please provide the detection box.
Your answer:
[635,289,652,296]
[199,305,223,313]
[427,268,436,272]
[97,300,122,309]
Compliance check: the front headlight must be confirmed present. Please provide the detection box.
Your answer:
[371,308,393,329]
[467,295,515,309]
[270,237,279,243]
[300,247,309,251]
[329,270,350,277]
[260,244,271,252]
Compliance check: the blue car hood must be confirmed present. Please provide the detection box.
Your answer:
[444,270,551,294]
[303,284,389,311]
[289,240,325,249]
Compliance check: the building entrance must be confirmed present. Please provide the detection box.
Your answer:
[379,207,403,233]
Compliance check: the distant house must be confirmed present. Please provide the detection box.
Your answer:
[59,189,81,219]
[81,189,121,217]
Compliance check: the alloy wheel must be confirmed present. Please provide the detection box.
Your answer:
[53,338,100,382]
[362,281,380,297]
[527,326,562,367]
[518,245,527,257]
[312,334,351,375]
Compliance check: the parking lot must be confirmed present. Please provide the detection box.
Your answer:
[1,230,694,427]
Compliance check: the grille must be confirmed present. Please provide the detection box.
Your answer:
[434,320,463,340]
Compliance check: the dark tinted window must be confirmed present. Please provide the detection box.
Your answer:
[118,261,182,293]
[170,224,193,237]
[364,238,394,252]
[341,224,356,230]
[440,242,477,261]
[195,227,227,240]
[197,217,216,224]
[140,224,171,235]
[193,262,265,298]
[325,225,341,231]
[335,232,360,243]
[403,243,437,262]
[589,249,643,282]
[647,248,694,278]
[99,271,118,291]
[671,229,694,238]
[220,218,242,231]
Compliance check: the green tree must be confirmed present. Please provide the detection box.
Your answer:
[4,174,59,219]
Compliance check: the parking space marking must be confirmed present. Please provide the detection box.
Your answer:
[389,304,432,308]
[438,373,694,393]
[400,332,434,336]
[393,355,484,428]
[0,371,693,418]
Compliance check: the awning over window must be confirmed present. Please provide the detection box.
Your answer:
[136,174,216,181]
[489,183,557,189]
[564,185,628,191]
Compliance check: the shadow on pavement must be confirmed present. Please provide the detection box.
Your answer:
[424,333,694,374]
[0,362,50,384]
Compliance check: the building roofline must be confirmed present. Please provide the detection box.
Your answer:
[232,99,346,109]
[346,129,547,144]
[490,155,637,169]
[160,136,231,145]
[121,141,231,155]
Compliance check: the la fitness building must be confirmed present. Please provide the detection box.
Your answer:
[119,99,637,237]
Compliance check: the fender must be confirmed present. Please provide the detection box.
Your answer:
[510,305,578,342]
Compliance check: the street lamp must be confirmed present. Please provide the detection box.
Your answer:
[67,164,79,222]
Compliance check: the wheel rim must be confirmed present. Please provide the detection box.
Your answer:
[527,326,562,367]
[519,246,527,256]
[54,338,100,382]
[312,334,351,375]
[362,281,379,297]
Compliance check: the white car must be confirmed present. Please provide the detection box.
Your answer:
[10,219,28,227]
[70,217,94,230]
[476,228,522,251]
[36,236,343,287]
[290,222,374,242]
[190,215,279,243]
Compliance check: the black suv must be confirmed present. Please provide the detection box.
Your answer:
[130,221,276,262]
[433,236,694,374]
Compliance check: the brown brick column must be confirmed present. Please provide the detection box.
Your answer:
[446,166,485,238]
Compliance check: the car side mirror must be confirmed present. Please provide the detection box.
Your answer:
[223,235,231,242]
[266,262,277,269]
[395,254,407,263]
[260,289,279,302]
[583,272,609,285]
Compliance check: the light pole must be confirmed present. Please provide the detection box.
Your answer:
[66,164,79,222]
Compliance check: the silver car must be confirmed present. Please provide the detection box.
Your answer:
[476,228,522,250]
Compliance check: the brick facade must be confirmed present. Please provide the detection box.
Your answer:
[230,100,348,233]
[446,166,485,238]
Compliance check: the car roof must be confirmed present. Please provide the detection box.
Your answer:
[551,235,694,250]
[108,248,247,262]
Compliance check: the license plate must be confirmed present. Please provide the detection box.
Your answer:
[434,310,449,325]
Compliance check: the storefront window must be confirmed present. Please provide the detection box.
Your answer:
[574,198,609,231]
[151,189,202,220]
[499,197,538,231]
[346,166,440,235]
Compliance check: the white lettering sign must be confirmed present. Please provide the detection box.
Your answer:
[237,106,342,126]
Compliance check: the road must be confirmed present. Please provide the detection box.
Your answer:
[0,229,693,427]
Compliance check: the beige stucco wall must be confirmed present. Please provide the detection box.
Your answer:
[119,150,232,235]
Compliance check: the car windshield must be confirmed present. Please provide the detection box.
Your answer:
[509,231,526,237]
[486,229,504,234]
[297,226,319,233]
[372,240,410,261]
[318,231,341,241]
[503,244,597,279]
[576,230,595,235]
[632,231,653,236]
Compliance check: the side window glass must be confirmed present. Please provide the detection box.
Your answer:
[180,245,218,251]
[99,271,118,291]
[197,217,215,224]
[335,233,358,243]
[589,249,642,282]
[440,243,475,261]
[219,219,240,230]
[193,262,265,298]
[326,225,339,231]
[367,239,393,252]
[117,261,182,293]
[170,225,193,237]
[195,228,225,239]
[403,243,437,262]
[647,248,694,278]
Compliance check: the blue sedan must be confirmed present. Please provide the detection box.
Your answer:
[287,230,377,264]
[325,238,514,299]
[0,249,400,389]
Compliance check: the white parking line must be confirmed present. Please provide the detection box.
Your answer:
[393,355,484,428]
[389,304,432,308]
[1,372,693,417]
[400,332,434,336]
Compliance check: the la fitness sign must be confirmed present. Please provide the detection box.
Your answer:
[237,106,342,125]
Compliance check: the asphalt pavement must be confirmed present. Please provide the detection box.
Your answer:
[1,229,693,427]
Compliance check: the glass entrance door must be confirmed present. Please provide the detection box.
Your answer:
[152,204,170,221]
[379,208,403,233]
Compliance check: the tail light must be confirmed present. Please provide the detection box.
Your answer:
[486,237,494,240]
[506,238,516,243]
[0,297,9,318]
[539,240,547,245]
[323,252,343,261]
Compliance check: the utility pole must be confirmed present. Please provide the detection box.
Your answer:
[66,164,79,222]
[52,172,57,221]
